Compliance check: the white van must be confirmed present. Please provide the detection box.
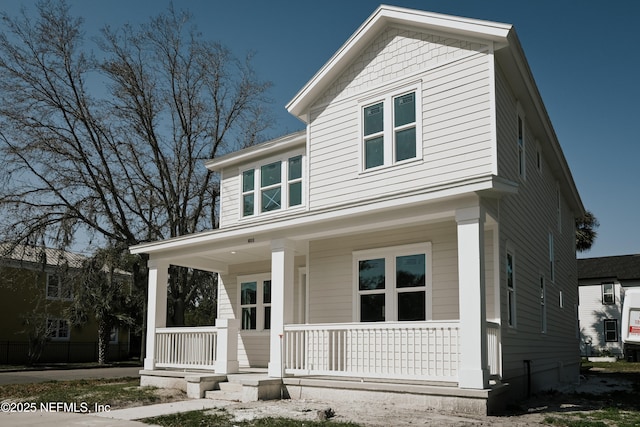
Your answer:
[621,288,640,361]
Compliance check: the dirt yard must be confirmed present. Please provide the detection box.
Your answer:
[207,368,638,426]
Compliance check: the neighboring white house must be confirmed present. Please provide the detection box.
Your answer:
[130,5,584,413]
[578,255,640,358]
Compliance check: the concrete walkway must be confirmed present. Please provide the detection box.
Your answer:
[0,399,229,426]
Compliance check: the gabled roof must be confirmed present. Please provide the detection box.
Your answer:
[578,255,640,281]
[286,5,512,121]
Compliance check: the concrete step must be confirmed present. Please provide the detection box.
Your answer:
[219,381,243,392]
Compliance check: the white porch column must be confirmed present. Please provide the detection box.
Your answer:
[214,318,240,374]
[456,206,489,389]
[144,259,169,370]
[268,239,295,378]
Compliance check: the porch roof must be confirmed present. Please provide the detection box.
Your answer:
[130,174,509,271]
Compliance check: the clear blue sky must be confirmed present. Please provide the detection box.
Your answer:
[3,0,639,259]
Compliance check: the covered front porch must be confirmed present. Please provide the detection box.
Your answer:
[134,196,505,402]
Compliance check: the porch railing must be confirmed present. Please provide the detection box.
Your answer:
[283,322,461,381]
[284,321,502,382]
[155,326,218,370]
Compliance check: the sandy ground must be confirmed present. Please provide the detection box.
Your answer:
[203,372,635,426]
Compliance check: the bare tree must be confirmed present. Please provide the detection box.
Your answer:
[0,1,272,328]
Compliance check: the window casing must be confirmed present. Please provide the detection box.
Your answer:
[46,273,73,300]
[238,274,271,331]
[48,318,70,341]
[241,154,304,218]
[354,243,431,322]
[540,275,546,333]
[507,250,516,327]
[604,319,618,342]
[517,113,526,179]
[361,85,421,171]
[602,283,615,305]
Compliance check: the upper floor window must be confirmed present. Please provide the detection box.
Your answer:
[517,114,526,179]
[362,85,421,171]
[241,154,303,218]
[602,283,615,305]
[354,243,431,322]
[46,273,73,300]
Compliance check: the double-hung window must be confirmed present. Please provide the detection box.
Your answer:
[602,283,615,305]
[354,243,431,322]
[46,273,73,300]
[47,318,70,340]
[517,113,526,179]
[239,275,271,331]
[604,319,618,342]
[362,85,421,171]
[241,154,304,217]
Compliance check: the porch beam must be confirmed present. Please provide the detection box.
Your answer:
[268,238,295,378]
[144,259,169,370]
[456,206,489,389]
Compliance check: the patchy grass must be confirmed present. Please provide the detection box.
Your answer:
[581,360,640,373]
[142,408,362,427]
[0,377,182,409]
[544,407,640,427]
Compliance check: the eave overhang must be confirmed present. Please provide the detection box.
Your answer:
[205,130,306,172]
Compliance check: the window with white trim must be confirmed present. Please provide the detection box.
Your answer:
[361,85,421,171]
[239,274,271,331]
[241,154,304,218]
[46,273,73,300]
[354,243,431,322]
[47,318,70,341]
[540,275,546,333]
[602,283,615,305]
[604,319,618,342]
[507,250,516,327]
[517,113,526,179]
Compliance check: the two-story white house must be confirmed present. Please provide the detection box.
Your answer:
[131,5,584,414]
[578,255,640,358]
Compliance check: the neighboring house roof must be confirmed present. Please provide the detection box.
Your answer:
[577,255,640,281]
[0,243,131,276]
[0,243,86,269]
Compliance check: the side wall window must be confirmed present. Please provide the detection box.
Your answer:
[507,250,516,327]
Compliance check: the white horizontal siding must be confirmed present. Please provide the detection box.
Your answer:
[578,283,623,356]
[219,168,239,228]
[307,221,460,324]
[495,65,580,387]
[308,50,493,211]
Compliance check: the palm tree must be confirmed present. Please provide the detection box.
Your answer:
[576,210,599,252]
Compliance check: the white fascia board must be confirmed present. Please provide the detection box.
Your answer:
[286,5,512,121]
[130,174,508,256]
[204,130,306,172]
